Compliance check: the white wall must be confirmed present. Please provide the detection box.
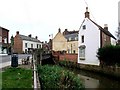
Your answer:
[23,40,42,52]
[78,18,100,65]
[118,1,120,40]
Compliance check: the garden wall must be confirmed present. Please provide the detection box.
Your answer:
[52,51,77,62]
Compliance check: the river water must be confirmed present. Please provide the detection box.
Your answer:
[73,69,120,89]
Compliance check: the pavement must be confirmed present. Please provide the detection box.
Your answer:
[0,59,22,69]
[0,56,32,69]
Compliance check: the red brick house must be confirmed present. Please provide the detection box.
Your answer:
[13,31,42,54]
[0,26,9,54]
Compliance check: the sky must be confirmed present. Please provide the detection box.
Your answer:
[0,0,119,42]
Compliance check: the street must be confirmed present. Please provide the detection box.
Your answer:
[0,54,32,63]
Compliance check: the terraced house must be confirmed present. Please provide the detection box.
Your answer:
[52,28,78,54]
[63,29,78,54]
[13,31,42,54]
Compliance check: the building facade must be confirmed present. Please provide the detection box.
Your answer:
[52,28,79,54]
[118,1,120,44]
[78,7,116,65]
[52,28,67,52]
[63,29,78,54]
[0,27,9,54]
[14,31,42,54]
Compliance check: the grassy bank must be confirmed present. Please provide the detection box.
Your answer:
[1,67,32,88]
[38,65,84,89]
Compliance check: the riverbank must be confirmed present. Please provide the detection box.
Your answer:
[37,65,85,89]
[58,60,120,80]
[58,60,120,88]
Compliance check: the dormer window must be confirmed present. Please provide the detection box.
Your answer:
[83,25,86,29]
[69,37,71,41]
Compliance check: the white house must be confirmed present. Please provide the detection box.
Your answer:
[14,31,42,54]
[78,7,116,65]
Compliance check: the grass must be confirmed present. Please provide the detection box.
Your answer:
[1,67,33,88]
[38,65,84,89]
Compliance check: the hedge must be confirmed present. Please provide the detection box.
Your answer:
[97,45,120,66]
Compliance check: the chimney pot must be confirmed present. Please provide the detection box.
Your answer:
[104,24,108,31]
[85,7,90,18]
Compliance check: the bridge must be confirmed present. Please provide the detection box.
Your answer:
[34,53,55,65]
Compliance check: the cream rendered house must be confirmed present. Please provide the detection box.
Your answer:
[52,28,67,52]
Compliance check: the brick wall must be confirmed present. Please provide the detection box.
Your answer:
[14,35,23,53]
[52,51,78,62]
[101,32,111,47]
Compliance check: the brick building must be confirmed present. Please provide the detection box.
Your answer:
[13,31,42,54]
[0,26,9,54]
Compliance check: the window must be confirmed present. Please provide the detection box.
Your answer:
[25,43,27,48]
[69,37,71,41]
[79,45,86,60]
[81,35,84,43]
[31,44,33,48]
[83,25,86,29]
[104,34,107,41]
[75,37,78,41]
[68,49,70,53]
[0,36,2,42]
[4,38,7,43]
[37,44,39,48]
[73,50,76,54]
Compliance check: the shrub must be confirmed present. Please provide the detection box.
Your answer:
[37,65,84,89]
[97,45,120,66]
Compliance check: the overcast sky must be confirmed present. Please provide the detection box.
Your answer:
[0,0,119,42]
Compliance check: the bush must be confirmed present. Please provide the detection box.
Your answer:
[97,45,120,66]
[37,65,84,89]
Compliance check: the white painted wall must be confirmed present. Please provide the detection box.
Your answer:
[118,1,120,40]
[78,18,100,65]
[22,40,42,52]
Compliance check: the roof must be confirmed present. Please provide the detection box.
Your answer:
[0,26,9,32]
[64,32,78,41]
[63,29,79,35]
[89,18,116,40]
[19,34,41,42]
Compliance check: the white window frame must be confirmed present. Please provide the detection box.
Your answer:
[79,45,86,60]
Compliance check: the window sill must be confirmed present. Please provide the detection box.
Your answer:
[80,57,85,60]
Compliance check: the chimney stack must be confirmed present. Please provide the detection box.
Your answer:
[16,31,19,35]
[104,24,108,31]
[58,28,61,33]
[35,36,38,39]
[85,7,90,18]
[28,34,32,37]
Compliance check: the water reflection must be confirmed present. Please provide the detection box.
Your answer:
[74,69,120,88]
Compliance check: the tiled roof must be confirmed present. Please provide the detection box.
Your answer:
[89,18,116,40]
[19,34,41,42]
[64,33,78,41]
[63,30,79,35]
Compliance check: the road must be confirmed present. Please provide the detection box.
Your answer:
[0,54,32,63]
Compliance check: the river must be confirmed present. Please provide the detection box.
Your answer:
[73,69,120,88]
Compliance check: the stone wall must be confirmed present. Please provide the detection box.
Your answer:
[79,64,120,79]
